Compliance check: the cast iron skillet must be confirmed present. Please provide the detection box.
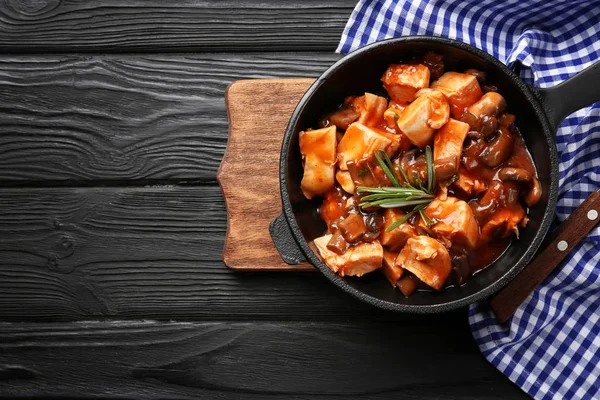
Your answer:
[269,36,600,313]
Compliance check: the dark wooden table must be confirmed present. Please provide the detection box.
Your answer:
[0,1,530,398]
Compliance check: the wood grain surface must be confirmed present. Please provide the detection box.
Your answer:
[0,320,529,399]
[220,78,314,270]
[1,186,461,322]
[0,1,354,52]
[0,0,530,398]
[0,186,368,321]
[0,53,341,184]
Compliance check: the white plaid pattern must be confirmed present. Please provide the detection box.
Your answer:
[338,1,600,399]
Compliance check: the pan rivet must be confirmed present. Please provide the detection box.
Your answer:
[557,240,568,251]
[587,210,598,221]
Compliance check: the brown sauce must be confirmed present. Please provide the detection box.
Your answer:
[307,52,540,294]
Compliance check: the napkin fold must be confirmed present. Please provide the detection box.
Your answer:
[338,1,600,399]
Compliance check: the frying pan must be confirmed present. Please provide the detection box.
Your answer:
[269,36,600,313]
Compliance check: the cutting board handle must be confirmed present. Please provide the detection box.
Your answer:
[269,213,307,265]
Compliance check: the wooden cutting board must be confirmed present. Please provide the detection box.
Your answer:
[218,78,315,270]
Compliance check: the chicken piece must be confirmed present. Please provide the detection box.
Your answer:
[337,123,392,170]
[382,249,403,286]
[396,89,449,148]
[349,92,388,128]
[433,118,469,181]
[389,100,408,112]
[453,166,487,195]
[382,106,412,151]
[380,208,416,251]
[377,130,402,156]
[395,236,452,290]
[431,72,483,118]
[425,196,479,250]
[498,113,516,128]
[480,206,526,243]
[397,274,419,296]
[313,235,383,277]
[383,107,402,128]
[336,170,355,194]
[467,92,506,118]
[299,126,337,199]
[381,63,430,103]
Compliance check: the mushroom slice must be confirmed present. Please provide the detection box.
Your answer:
[327,107,360,130]
[479,126,513,168]
[467,92,507,119]
[498,167,532,183]
[336,170,356,194]
[382,249,403,286]
[525,177,542,207]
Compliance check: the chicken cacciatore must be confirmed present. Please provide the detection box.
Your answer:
[299,52,541,297]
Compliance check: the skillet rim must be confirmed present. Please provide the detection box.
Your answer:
[279,36,559,313]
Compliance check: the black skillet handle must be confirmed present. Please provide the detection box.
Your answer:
[269,213,307,265]
[534,60,600,133]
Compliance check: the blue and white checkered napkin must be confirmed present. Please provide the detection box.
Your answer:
[339,1,600,399]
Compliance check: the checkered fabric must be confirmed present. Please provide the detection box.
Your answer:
[338,1,600,399]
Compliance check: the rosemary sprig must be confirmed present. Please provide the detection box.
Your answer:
[426,145,435,193]
[357,149,437,231]
[419,208,436,228]
[374,151,400,188]
[360,198,432,209]
[383,202,439,232]
[385,211,414,232]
